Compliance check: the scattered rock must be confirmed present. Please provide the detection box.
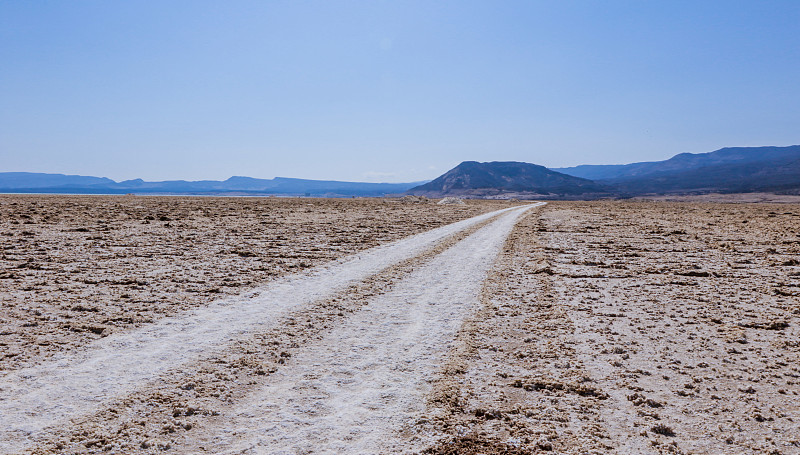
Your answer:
[437,197,466,205]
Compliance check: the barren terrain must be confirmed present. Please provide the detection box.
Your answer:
[633,192,800,204]
[1,196,799,454]
[417,201,800,454]
[0,195,505,370]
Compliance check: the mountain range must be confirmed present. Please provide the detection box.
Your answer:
[407,161,610,198]
[556,145,800,195]
[410,145,800,198]
[3,145,799,198]
[0,174,424,197]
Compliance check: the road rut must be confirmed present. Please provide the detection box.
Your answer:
[0,204,535,453]
[183,204,540,454]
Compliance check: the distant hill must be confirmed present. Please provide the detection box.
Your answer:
[0,173,426,197]
[0,172,117,189]
[407,161,609,198]
[609,154,800,194]
[554,145,800,195]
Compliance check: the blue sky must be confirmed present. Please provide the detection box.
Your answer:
[2,1,799,182]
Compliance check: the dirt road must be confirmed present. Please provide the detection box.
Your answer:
[179,202,540,454]
[0,203,539,454]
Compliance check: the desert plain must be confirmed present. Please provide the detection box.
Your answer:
[1,195,798,454]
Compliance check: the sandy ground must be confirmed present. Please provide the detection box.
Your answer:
[175,204,538,454]
[2,196,799,454]
[416,201,799,455]
[0,196,520,453]
[538,202,800,454]
[0,204,522,452]
[0,195,506,370]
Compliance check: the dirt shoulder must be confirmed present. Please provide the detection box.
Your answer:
[424,201,799,454]
[540,201,800,454]
[419,205,611,454]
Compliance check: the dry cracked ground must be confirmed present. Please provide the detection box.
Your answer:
[1,195,799,454]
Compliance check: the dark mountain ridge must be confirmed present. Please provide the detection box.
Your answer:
[559,145,800,195]
[554,145,800,182]
[609,154,800,195]
[407,161,610,198]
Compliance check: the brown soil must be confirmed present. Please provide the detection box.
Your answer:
[0,195,506,370]
[421,201,800,454]
[419,208,612,454]
[25,213,502,455]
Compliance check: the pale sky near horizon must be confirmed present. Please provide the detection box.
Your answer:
[2,1,799,183]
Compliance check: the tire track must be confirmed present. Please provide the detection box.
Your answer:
[181,204,542,454]
[0,205,526,453]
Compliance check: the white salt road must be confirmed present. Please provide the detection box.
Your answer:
[187,204,541,454]
[0,204,529,452]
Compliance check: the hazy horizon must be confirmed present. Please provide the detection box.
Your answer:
[2,1,799,183]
